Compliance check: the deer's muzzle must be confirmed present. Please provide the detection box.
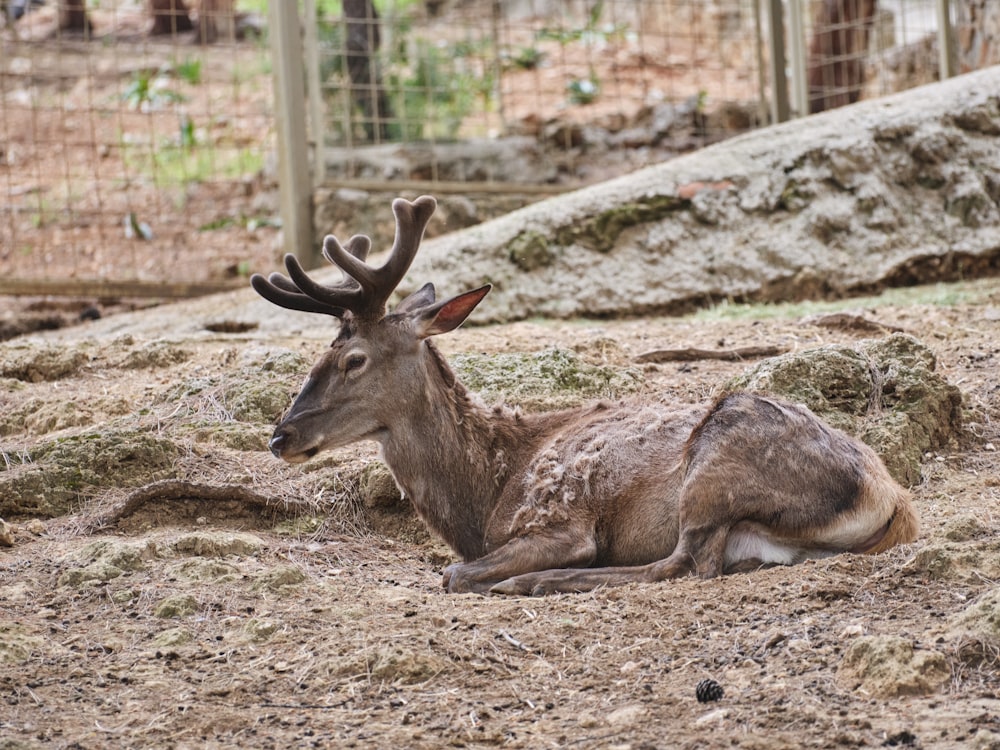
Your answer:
[268,432,289,458]
[268,427,320,463]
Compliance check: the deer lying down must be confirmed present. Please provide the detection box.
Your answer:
[251,196,919,595]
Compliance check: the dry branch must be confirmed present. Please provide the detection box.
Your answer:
[89,479,297,531]
[801,312,905,334]
[634,345,787,364]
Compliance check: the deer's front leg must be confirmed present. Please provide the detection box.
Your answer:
[442,526,597,594]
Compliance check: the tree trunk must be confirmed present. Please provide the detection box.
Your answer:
[58,0,92,34]
[344,0,395,142]
[148,0,194,35]
[955,0,1000,72]
[807,0,878,114]
[195,0,235,44]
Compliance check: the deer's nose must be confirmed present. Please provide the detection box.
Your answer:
[268,431,289,458]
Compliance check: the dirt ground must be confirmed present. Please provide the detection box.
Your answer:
[2,276,1000,749]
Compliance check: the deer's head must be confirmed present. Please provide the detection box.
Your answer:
[251,196,490,463]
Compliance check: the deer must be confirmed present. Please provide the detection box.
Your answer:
[251,195,919,596]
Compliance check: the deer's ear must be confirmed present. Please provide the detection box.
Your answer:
[415,285,491,338]
[394,282,436,314]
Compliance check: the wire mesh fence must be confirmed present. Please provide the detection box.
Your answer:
[311,0,770,188]
[0,0,277,293]
[0,0,996,295]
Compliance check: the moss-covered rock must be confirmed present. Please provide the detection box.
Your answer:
[905,539,1000,582]
[239,346,311,375]
[360,462,403,511]
[172,531,263,557]
[0,464,83,518]
[452,347,643,411]
[151,627,194,648]
[0,624,45,665]
[190,422,270,451]
[253,564,306,592]
[162,368,294,426]
[154,594,200,618]
[949,586,1000,666]
[724,333,962,485]
[168,558,242,583]
[0,395,103,438]
[358,461,431,544]
[34,429,179,481]
[1,430,179,518]
[837,636,949,697]
[509,231,557,271]
[553,195,684,253]
[118,340,191,370]
[0,343,89,382]
[57,539,158,587]
[221,379,293,423]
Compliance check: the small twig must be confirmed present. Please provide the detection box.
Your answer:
[498,629,533,653]
[259,700,354,711]
[634,345,787,364]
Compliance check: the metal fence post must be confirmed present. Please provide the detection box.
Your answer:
[766,0,791,123]
[269,2,317,268]
[936,0,958,79]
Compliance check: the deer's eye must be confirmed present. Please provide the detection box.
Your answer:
[344,353,367,373]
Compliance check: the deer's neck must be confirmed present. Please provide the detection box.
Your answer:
[378,341,536,561]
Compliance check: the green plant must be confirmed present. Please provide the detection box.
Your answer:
[174,58,202,85]
[121,69,185,110]
[537,1,627,46]
[29,197,56,229]
[567,74,599,105]
[387,38,482,140]
[318,3,492,143]
[510,46,545,70]
[692,282,984,323]
[178,115,197,148]
[122,138,264,189]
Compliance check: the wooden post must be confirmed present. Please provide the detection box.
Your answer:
[786,0,809,117]
[268,2,317,268]
[302,0,327,187]
[936,0,958,79]
[766,0,791,122]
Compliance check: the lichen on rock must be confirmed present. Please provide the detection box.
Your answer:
[0,430,180,518]
[452,347,643,411]
[0,342,90,382]
[837,635,950,697]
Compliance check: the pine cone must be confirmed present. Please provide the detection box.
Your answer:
[695,678,724,703]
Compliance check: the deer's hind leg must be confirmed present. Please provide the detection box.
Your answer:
[658,392,873,578]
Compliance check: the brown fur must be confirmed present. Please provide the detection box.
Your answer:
[252,196,919,596]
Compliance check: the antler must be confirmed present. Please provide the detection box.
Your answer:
[250,195,438,320]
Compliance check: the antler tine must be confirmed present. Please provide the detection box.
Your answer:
[250,268,346,317]
[321,195,437,318]
[283,252,364,311]
[380,195,437,299]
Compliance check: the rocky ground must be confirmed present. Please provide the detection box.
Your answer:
[2,275,1000,748]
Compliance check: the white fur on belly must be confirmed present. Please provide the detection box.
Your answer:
[723,525,838,568]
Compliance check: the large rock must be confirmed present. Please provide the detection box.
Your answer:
[401,66,1000,322]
